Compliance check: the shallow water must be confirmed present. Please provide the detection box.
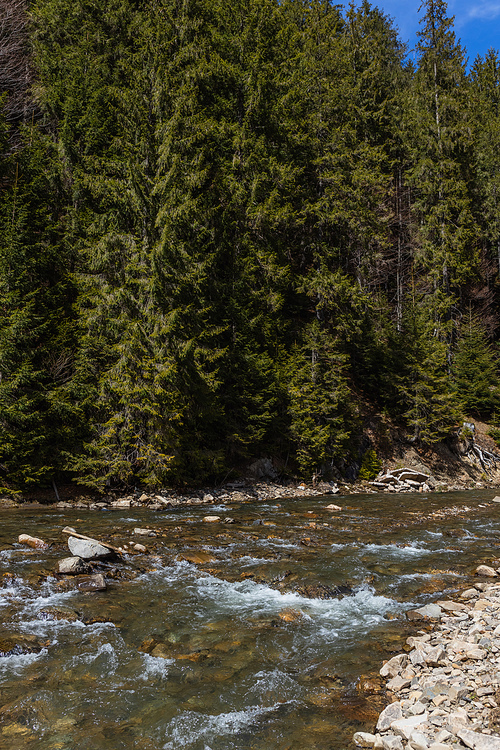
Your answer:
[0,490,500,749]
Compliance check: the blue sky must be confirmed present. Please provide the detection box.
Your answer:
[376,1,500,66]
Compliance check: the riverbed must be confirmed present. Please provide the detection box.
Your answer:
[0,490,499,750]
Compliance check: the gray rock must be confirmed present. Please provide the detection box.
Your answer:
[390,714,429,740]
[382,736,404,750]
[57,556,89,575]
[457,728,500,750]
[68,536,113,560]
[387,675,412,691]
[133,528,155,536]
[410,649,427,666]
[377,702,403,731]
[380,654,408,677]
[409,731,429,750]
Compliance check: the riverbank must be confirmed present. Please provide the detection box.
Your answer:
[3,420,500,508]
[355,569,500,750]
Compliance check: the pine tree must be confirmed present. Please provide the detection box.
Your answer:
[452,314,500,418]
[406,0,478,293]
[0,124,79,488]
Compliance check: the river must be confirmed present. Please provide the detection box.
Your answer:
[0,489,499,749]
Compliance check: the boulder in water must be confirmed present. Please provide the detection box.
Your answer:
[18,534,48,550]
[57,556,90,575]
[67,536,113,560]
[0,632,48,657]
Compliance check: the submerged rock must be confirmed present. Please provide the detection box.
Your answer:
[0,632,48,657]
[77,574,107,592]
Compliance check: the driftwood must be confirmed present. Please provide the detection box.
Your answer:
[462,425,500,473]
[61,526,122,554]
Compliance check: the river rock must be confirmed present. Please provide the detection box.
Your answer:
[354,732,378,747]
[476,565,498,577]
[380,654,408,677]
[203,516,220,523]
[18,534,48,550]
[377,703,403,731]
[77,574,106,592]
[390,714,429,740]
[133,528,155,536]
[457,727,500,750]
[326,504,342,511]
[39,606,80,622]
[67,536,113,560]
[409,730,429,750]
[0,632,48,656]
[57,556,89,575]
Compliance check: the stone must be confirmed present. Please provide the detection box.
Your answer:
[387,675,411,691]
[326,504,342,511]
[138,493,150,503]
[436,600,468,612]
[203,516,221,523]
[57,556,89,575]
[428,745,450,750]
[111,498,131,508]
[353,732,377,747]
[476,566,498,577]
[492,497,500,503]
[179,551,216,564]
[409,731,429,750]
[390,713,429,740]
[68,536,113,560]
[457,727,500,749]
[39,606,80,622]
[448,685,470,701]
[381,736,404,750]
[409,649,427,666]
[407,604,442,621]
[377,702,403,731]
[77,574,106,592]
[0,632,48,656]
[18,534,48,550]
[425,646,445,665]
[133,528,155,536]
[380,654,408,678]
[133,543,147,553]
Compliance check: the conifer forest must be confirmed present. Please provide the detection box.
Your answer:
[1,0,500,492]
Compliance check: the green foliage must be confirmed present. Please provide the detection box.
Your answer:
[452,316,500,418]
[358,449,382,480]
[0,0,497,490]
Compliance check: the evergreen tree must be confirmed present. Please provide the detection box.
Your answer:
[0,124,79,488]
[406,0,478,293]
[452,314,500,418]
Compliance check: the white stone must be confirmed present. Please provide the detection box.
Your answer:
[353,732,377,747]
[326,504,342,511]
[111,498,131,508]
[382,736,404,750]
[457,727,500,750]
[203,516,221,522]
[409,731,429,750]
[390,713,429,740]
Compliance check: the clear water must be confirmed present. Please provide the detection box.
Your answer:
[0,490,499,749]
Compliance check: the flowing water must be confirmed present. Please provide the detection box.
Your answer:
[1,490,500,750]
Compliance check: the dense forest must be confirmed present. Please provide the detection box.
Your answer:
[1,0,500,492]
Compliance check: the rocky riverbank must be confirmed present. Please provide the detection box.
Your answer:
[354,569,500,750]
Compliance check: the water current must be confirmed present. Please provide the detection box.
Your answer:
[0,489,499,750]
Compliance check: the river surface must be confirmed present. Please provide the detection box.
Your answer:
[0,490,499,750]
